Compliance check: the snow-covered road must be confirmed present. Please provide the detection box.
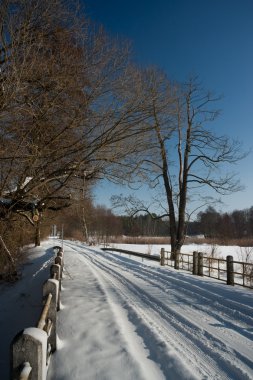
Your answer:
[48,241,253,380]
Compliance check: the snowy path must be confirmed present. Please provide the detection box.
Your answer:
[48,242,253,380]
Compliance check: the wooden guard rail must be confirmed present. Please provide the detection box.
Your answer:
[37,293,52,330]
[11,245,64,380]
[101,247,160,261]
[19,362,32,380]
[103,247,252,289]
[161,249,253,289]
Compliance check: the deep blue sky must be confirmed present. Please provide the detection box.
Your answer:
[84,0,253,213]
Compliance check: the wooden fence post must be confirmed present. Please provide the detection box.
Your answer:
[160,248,165,266]
[193,251,198,275]
[11,328,47,380]
[198,252,203,276]
[57,249,63,258]
[226,255,234,286]
[55,256,63,279]
[50,264,61,280]
[43,279,59,351]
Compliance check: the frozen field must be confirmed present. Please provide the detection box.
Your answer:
[107,242,253,261]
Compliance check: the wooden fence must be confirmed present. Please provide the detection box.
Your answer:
[102,247,252,289]
[101,247,160,261]
[161,249,253,289]
[10,246,64,380]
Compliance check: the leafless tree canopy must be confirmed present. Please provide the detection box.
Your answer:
[0,0,153,269]
[0,0,151,220]
[0,1,246,274]
[112,72,246,262]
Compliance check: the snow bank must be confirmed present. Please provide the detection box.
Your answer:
[0,241,54,379]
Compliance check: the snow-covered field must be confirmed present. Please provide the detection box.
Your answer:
[1,240,253,379]
[106,242,253,262]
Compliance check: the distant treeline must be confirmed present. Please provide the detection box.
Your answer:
[61,203,253,241]
[121,206,253,239]
[191,206,253,239]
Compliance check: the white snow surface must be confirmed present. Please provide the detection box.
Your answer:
[107,242,252,261]
[1,239,253,380]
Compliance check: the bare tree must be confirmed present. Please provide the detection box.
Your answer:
[0,0,151,218]
[0,0,153,265]
[113,72,246,267]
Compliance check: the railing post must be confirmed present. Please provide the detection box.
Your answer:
[55,255,63,271]
[50,263,61,280]
[226,255,234,286]
[43,279,59,352]
[160,248,165,266]
[11,328,47,380]
[193,251,198,275]
[57,248,64,258]
[198,252,203,276]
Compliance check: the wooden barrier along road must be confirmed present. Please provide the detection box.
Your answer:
[11,245,64,380]
[101,247,160,261]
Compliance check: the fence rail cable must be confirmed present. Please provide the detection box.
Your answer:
[19,361,32,380]
[37,292,52,330]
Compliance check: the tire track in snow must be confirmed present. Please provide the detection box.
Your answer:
[101,252,253,337]
[63,245,167,380]
[65,242,253,379]
[102,250,253,318]
[101,252,253,354]
[74,251,198,379]
[97,249,253,335]
[81,250,253,380]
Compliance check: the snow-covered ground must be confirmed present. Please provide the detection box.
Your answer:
[1,240,253,379]
[0,241,55,379]
[106,242,253,262]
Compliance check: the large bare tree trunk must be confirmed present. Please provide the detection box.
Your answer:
[154,107,178,259]
[175,100,192,266]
